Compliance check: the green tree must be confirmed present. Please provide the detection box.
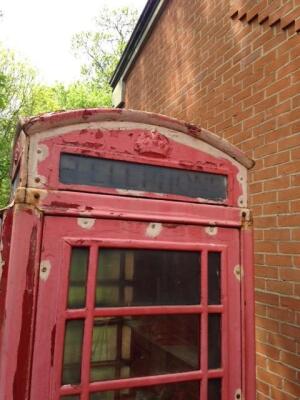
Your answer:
[71,6,138,89]
[0,46,36,206]
[0,6,139,207]
[0,49,111,207]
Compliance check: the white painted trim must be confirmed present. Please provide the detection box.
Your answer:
[112,0,167,106]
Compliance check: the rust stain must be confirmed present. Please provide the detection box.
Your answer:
[50,201,80,209]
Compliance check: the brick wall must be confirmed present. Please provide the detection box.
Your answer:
[124,0,300,398]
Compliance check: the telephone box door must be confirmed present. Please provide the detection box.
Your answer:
[31,216,241,400]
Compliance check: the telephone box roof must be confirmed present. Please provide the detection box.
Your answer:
[17,108,254,169]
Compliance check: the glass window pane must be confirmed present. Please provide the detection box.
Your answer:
[90,380,199,400]
[208,378,221,399]
[95,249,200,307]
[208,252,221,305]
[62,319,84,385]
[68,248,89,309]
[90,315,200,381]
[61,396,80,400]
[60,153,227,201]
[208,314,221,370]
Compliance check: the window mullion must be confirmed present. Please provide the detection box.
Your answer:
[81,245,98,400]
[201,250,208,399]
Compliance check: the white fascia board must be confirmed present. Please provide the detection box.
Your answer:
[112,0,167,107]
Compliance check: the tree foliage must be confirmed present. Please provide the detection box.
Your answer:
[0,48,113,207]
[72,6,138,87]
[0,6,138,207]
[0,47,36,206]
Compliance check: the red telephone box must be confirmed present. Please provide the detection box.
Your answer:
[0,109,255,400]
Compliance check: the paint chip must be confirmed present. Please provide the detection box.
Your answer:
[0,241,4,282]
[40,260,51,281]
[37,144,49,162]
[33,174,47,187]
[234,265,243,282]
[145,222,162,238]
[236,173,244,183]
[238,195,244,207]
[234,388,243,400]
[116,189,145,196]
[205,226,218,236]
[77,218,95,229]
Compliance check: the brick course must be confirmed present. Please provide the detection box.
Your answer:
[123,0,300,398]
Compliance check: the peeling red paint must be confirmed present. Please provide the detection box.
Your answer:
[0,209,13,342]
[51,324,56,366]
[50,201,80,209]
[1,109,254,400]
[13,225,37,399]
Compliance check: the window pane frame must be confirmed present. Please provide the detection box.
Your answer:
[57,241,229,400]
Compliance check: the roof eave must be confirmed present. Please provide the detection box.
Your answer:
[110,0,167,89]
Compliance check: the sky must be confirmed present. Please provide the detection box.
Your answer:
[0,0,147,84]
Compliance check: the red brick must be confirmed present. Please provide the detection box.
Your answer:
[277,57,300,79]
[280,351,300,369]
[291,200,300,212]
[280,297,300,312]
[279,242,300,254]
[124,1,300,394]
[268,360,297,382]
[256,378,270,396]
[255,240,278,253]
[266,77,291,97]
[266,280,294,296]
[256,353,267,369]
[280,267,300,281]
[265,99,291,119]
[265,228,290,241]
[268,333,297,353]
[257,366,283,388]
[254,142,278,158]
[278,189,300,202]
[279,82,300,102]
[283,380,300,398]
[256,290,280,305]
[265,254,292,267]
[270,386,298,400]
[264,176,290,191]
[264,151,290,167]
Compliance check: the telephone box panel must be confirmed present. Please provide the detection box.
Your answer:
[0,109,255,400]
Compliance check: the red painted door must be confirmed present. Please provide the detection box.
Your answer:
[31,216,241,400]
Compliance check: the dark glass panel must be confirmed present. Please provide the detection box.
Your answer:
[68,248,89,308]
[62,319,84,385]
[90,380,199,400]
[90,315,200,381]
[95,249,200,307]
[208,379,221,399]
[61,396,80,400]
[208,314,221,369]
[60,153,227,201]
[208,252,221,305]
